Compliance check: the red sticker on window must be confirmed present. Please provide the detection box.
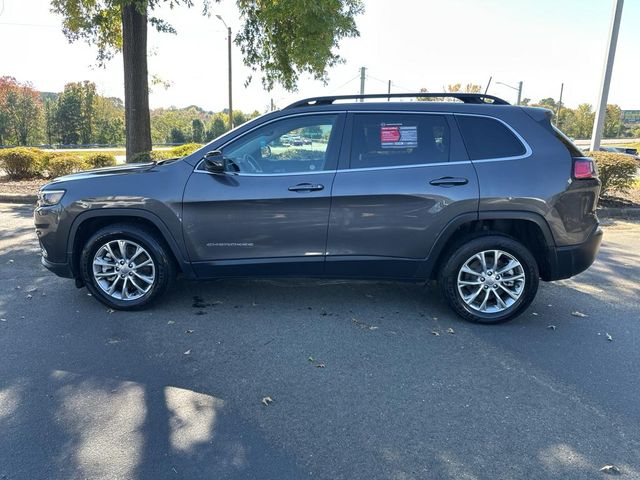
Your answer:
[380,123,418,149]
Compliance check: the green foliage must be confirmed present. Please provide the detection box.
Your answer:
[192,118,204,143]
[206,116,227,142]
[55,81,98,145]
[0,147,45,179]
[169,143,202,157]
[47,155,89,178]
[0,77,43,146]
[588,151,637,196]
[170,127,187,144]
[85,152,116,168]
[236,0,364,90]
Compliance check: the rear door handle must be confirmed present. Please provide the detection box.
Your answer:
[429,176,469,187]
[288,183,324,192]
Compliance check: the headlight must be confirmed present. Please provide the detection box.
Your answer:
[37,189,65,207]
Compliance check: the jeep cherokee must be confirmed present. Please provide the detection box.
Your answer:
[34,92,602,323]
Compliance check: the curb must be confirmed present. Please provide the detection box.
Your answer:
[0,193,37,204]
[597,207,640,219]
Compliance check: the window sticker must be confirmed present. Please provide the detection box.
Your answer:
[380,123,418,149]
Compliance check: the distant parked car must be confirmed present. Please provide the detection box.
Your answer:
[583,146,640,162]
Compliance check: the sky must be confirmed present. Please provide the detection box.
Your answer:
[0,0,638,113]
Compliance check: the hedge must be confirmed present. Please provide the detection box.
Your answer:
[0,147,45,180]
[84,153,117,168]
[47,155,89,178]
[587,151,638,196]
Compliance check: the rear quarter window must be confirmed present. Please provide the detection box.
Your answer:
[456,115,526,160]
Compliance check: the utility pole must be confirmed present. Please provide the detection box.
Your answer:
[216,15,233,129]
[387,80,391,101]
[496,81,523,105]
[516,81,523,106]
[590,0,624,151]
[359,67,366,102]
[556,83,564,127]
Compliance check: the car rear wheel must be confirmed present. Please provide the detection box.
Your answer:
[438,235,539,324]
[80,223,175,310]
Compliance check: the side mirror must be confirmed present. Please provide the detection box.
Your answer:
[202,150,225,173]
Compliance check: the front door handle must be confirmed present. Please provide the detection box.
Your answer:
[429,176,469,187]
[288,183,324,192]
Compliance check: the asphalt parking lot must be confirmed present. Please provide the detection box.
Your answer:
[1,202,639,480]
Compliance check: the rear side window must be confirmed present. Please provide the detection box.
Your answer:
[456,115,526,160]
[351,114,450,169]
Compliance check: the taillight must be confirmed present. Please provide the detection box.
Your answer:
[573,158,596,179]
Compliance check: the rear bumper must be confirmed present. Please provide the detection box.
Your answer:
[41,256,74,279]
[545,227,603,281]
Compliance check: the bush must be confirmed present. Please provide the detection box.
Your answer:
[85,153,117,168]
[587,151,638,196]
[0,147,45,179]
[169,143,203,157]
[47,155,88,178]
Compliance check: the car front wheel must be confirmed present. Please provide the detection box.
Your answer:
[80,223,175,310]
[438,235,539,324]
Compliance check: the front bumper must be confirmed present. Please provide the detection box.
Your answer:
[545,227,603,281]
[41,256,74,279]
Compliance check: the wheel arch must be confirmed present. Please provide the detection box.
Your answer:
[67,209,194,280]
[419,211,557,281]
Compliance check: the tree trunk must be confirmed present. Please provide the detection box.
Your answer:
[121,2,152,162]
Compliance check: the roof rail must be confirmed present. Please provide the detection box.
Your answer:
[285,92,510,109]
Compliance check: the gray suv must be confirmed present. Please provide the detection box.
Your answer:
[34,93,602,323]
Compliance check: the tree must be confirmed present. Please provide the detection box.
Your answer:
[170,126,187,144]
[51,0,364,162]
[55,83,84,144]
[604,104,623,138]
[191,118,204,143]
[206,116,227,141]
[0,77,43,146]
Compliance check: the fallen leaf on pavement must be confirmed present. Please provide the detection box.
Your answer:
[6,259,14,264]
[183,349,191,355]
[107,309,115,314]
[447,328,455,334]
[261,396,273,406]
[369,326,378,330]
[547,325,557,330]
[308,356,315,362]
[316,363,326,368]
[0,318,6,322]
[185,329,194,334]
[606,333,613,341]
[167,320,175,324]
[431,331,440,336]
[26,294,32,299]
[571,311,588,318]
[531,312,538,316]
[600,464,621,475]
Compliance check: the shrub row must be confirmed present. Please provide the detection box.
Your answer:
[0,148,118,179]
[586,151,638,196]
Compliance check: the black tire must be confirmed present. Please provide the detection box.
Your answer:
[80,223,176,310]
[438,234,539,324]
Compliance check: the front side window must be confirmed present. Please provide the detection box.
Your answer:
[221,114,338,174]
[350,114,450,169]
[456,115,526,160]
